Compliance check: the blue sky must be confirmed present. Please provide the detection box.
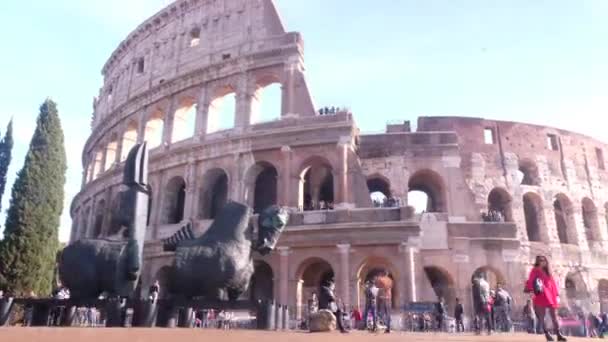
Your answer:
[1,0,607,242]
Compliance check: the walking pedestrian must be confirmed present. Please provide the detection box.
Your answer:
[375,271,393,334]
[472,274,492,335]
[523,299,537,334]
[454,298,465,332]
[525,255,567,341]
[318,278,348,333]
[494,283,513,332]
[435,297,446,332]
[363,280,378,331]
[149,280,160,302]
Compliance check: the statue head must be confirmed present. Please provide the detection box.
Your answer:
[255,205,289,255]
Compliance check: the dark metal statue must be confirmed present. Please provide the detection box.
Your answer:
[163,203,288,301]
[59,143,149,299]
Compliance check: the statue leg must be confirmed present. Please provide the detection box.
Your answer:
[227,288,242,302]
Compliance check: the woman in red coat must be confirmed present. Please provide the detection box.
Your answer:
[525,255,566,341]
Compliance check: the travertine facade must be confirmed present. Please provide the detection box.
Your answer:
[71,0,608,318]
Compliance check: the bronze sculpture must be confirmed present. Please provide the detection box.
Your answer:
[58,143,149,300]
[163,203,288,301]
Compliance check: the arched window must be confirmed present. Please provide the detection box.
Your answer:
[171,98,196,143]
[251,78,281,124]
[81,207,90,239]
[523,192,544,242]
[207,86,236,133]
[163,177,186,224]
[408,169,447,213]
[582,197,600,243]
[299,158,334,211]
[200,169,229,219]
[189,27,201,47]
[92,199,106,238]
[518,159,540,186]
[367,175,392,208]
[554,194,577,245]
[92,150,104,180]
[249,261,274,303]
[252,163,278,214]
[121,121,138,161]
[144,109,164,148]
[487,188,513,222]
[104,136,118,171]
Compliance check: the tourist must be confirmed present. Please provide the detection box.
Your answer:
[523,299,537,334]
[363,280,378,331]
[454,297,465,332]
[525,255,567,341]
[318,278,348,333]
[472,274,492,335]
[494,283,513,332]
[149,280,160,302]
[351,306,362,329]
[435,297,446,332]
[375,271,393,333]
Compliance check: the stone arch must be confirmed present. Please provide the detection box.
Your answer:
[153,265,173,299]
[582,197,601,244]
[523,192,545,242]
[121,120,138,161]
[171,96,197,143]
[104,134,118,171]
[518,158,541,186]
[251,74,282,124]
[295,257,335,319]
[423,266,456,310]
[471,266,507,288]
[249,261,274,303]
[199,168,229,219]
[487,187,513,222]
[408,169,447,213]
[356,256,399,309]
[162,176,186,224]
[92,199,106,238]
[554,194,577,245]
[81,206,90,239]
[144,108,164,148]
[207,85,236,133]
[106,192,122,236]
[564,272,589,307]
[298,156,335,211]
[598,279,608,312]
[367,174,392,207]
[189,26,201,47]
[244,162,278,214]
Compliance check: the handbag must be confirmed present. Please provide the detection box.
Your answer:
[533,277,544,295]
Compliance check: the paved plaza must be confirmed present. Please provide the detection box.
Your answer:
[0,329,589,342]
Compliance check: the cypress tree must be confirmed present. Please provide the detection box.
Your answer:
[0,119,14,215]
[0,99,66,296]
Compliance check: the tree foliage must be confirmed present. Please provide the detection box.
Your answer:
[0,119,13,215]
[0,99,66,296]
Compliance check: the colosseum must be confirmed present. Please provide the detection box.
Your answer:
[70,0,608,319]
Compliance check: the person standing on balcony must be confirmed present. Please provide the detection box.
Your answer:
[525,255,567,342]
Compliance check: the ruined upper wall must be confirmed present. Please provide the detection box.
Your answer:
[92,0,294,127]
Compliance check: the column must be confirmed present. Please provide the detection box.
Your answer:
[281,64,296,117]
[195,87,210,139]
[337,244,351,308]
[234,74,254,131]
[277,247,290,305]
[115,125,124,165]
[86,199,97,238]
[183,159,197,221]
[162,96,177,148]
[137,109,147,144]
[400,242,417,305]
[280,146,293,207]
[336,137,351,207]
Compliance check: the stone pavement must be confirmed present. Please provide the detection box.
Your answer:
[0,329,589,342]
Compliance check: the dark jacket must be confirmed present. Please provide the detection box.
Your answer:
[319,285,337,312]
[454,303,464,319]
